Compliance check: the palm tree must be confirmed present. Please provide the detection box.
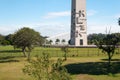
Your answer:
[49,40,53,45]
[61,39,66,45]
[55,39,60,45]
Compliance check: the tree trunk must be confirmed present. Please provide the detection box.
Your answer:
[108,53,111,73]
[27,47,31,61]
[27,51,31,61]
[22,47,26,57]
[108,55,111,67]
[65,52,67,61]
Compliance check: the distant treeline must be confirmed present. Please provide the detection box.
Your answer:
[0,33,120,46]
[88,33,120,45]
[0,33,45,46]
[0,34,13,45]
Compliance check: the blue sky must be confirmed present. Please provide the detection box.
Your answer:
[0,0,120,37]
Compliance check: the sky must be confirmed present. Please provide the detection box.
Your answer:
[0,0,120,37]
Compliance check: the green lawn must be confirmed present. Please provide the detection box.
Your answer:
[0,46,120,80]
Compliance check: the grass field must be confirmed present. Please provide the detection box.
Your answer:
[0,46,120,80]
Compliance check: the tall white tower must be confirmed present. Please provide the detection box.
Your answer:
[70,0,87,46]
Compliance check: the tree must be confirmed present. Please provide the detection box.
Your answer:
[23,53,51,80]
[5,34,14,45]
[55,39,60,45]
[13,27,44,60]
[49,40,53,45]
[95,33,120,71]
[23,53,72,80]
[118,18,120,26]
[61,46,69,61]
[61,39,66,45]
[88,33,105,45]
[51,58,71,80]
[1,40,10,46]
[68,40,71,45]
[0,34,13,46]
[0,34,4,45]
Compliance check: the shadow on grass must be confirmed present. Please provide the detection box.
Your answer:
[101,59,120,61]
[0,56,15,60]
[0,59,19,63]
[0,50,22,53]
[64,62,120,75]
[0,56,20,63]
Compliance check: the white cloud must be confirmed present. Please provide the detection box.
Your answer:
[0,21,70,36]
[87,10,97,16]
[43,11,70,19]
[1,10,119,37]
[87,23,120,34]
[44,10,97,19]
[0,24,38,35]
[0,26,20,35]
[32,22,70,36]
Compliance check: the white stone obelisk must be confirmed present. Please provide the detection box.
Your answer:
[70,0,87,46]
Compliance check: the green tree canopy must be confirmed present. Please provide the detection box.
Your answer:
[13,27,44,60]
[55,39,60,44]
[95,33,120,72]
[5,34,14,45]
[88,33,106,45]
[1,40,10,46]
[0,34,4,45]
[49,39,53,45]
[23,53,72,80]
[118,18,120,26]
[61,39,66,44]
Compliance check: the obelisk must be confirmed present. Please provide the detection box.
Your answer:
[70,0,87,46]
